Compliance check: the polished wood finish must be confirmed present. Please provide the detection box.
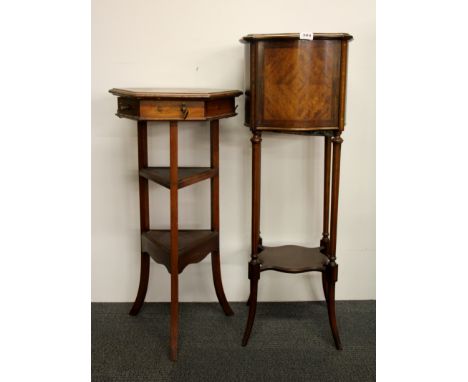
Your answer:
[241,33,353,42]
[142,230,219,273]
[110,88,240,361]
[320,136,332,253]
[243,35,350,133]
[129,121,150,316]
[141,100,205,120]
[241,33,352,349]
[259,40,341,129]
[338,41,349,130]
[109,88,243,99]
[169,121,179,361]
[210,119,234,316]
[241,131,262,347]
[109,88,242,121]
[139,167,217,189]
[258,246,329,273]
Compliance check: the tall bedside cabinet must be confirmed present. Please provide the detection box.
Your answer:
[240,33,353,349]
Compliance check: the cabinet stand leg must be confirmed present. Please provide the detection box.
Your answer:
[242,261,260,346]
[243,131,262,345]
[321,271,329,302]
[326,266,342,350]
[325,132,343,350]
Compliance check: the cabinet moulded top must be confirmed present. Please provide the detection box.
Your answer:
[241,33,353,43]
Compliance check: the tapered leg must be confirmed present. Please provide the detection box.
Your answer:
[211,251,234,315]
[325,132,343,350]
[321,272,329,302]
[129,252,150,315]
[242,132,262,345]
[242,262,260,346]
[130,121,150,315]
[210,120,234,316]
[326,267,342,350]
[169,121,179,361]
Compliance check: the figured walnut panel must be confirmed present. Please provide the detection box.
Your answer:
[257,40,341,129]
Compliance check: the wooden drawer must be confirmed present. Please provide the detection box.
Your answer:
[140,100,205,120]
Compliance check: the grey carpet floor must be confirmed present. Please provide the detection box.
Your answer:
[92,301,375,382]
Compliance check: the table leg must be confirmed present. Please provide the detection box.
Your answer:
[210,120,234,316]
[130,120,150,316]
[169,121,179,361]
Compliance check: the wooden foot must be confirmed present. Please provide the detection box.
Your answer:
[326,268,342,350]
[211,250,234,316]
[242,262,260,346]
[129,252,150,315]
[246,293,251,306]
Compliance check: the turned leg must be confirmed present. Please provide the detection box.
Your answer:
[320,136,332,303]
[326,132,343,350]
[209,119,234,316]
[242,131,262,345]
[169,121,179,361]
[247,233,263,306]
[320,136,332,254]
[130,121,150,315]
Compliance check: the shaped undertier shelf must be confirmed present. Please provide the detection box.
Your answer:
[141,230,219,273]
[258,245,330,273]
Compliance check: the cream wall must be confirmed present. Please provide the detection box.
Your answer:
[92,0,375,302]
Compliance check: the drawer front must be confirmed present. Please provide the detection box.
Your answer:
[140,100,205,120]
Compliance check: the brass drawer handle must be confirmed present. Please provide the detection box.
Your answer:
[180,103,189,119]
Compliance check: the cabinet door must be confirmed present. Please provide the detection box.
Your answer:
[256,39,341,131]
